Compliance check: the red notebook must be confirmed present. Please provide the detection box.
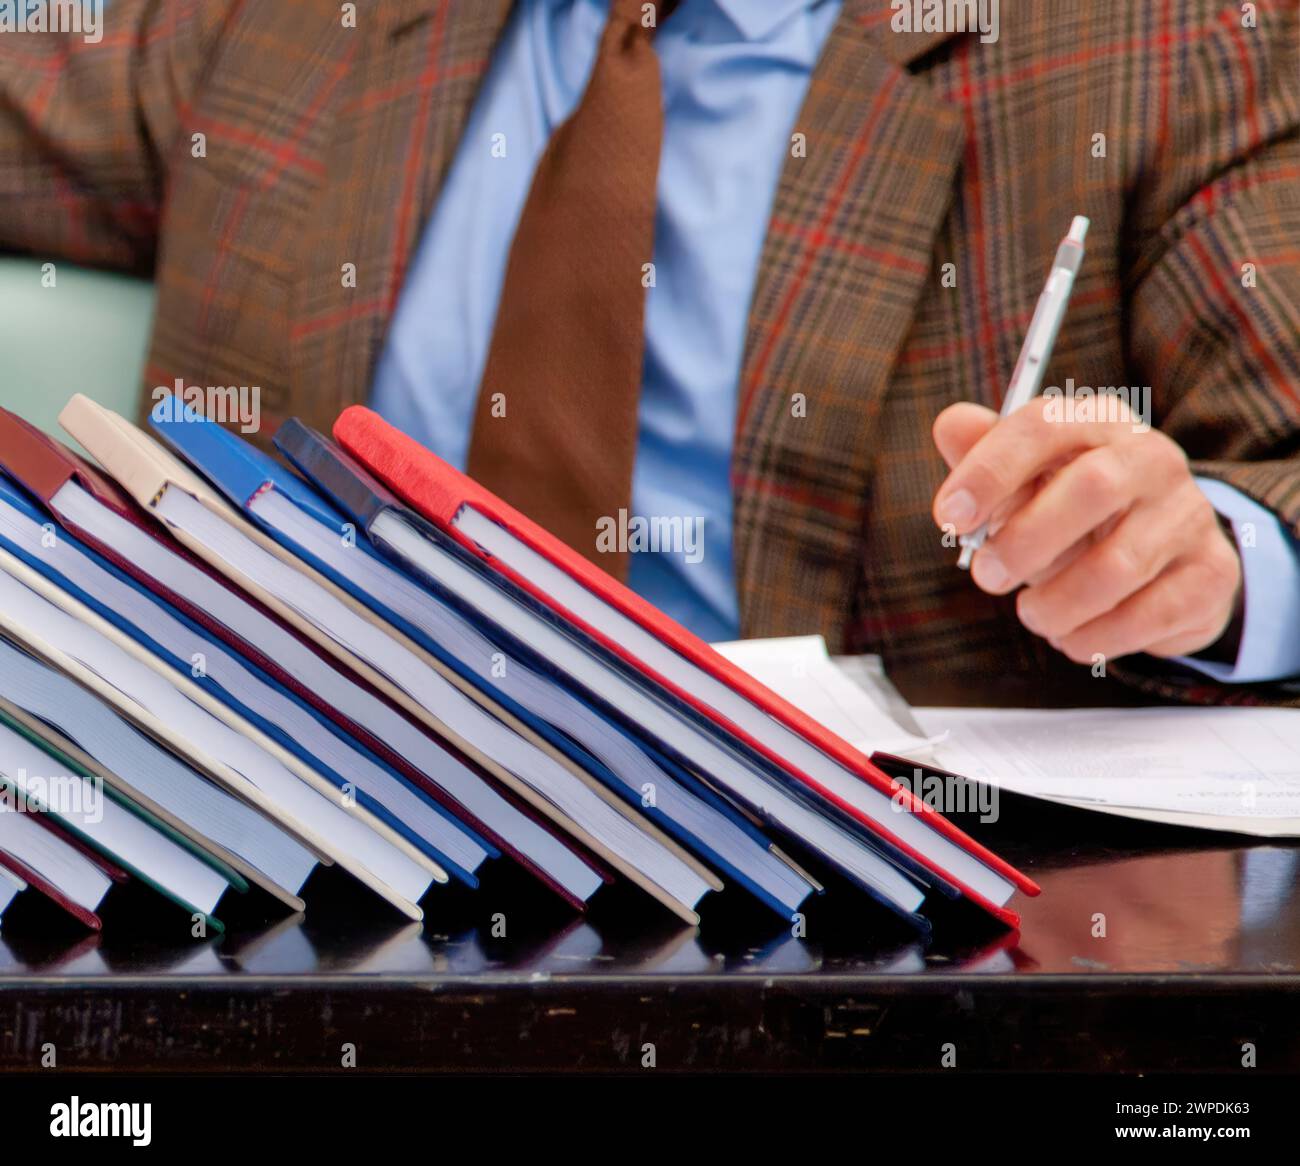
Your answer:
[335,405,1041,926]
[0,407,607,910]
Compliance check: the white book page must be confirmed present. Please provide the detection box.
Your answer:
[0,720,226,914]
[0,562,433,904]
[0,636,317,895]
[0,793,112,911]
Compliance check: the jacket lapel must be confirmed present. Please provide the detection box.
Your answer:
[732,0,966,645]
[865,0,973,67]
[289,0,515,435]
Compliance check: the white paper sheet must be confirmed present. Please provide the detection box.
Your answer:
[710,636,1300,838]
[711,635,937,758]
[915,706,1300,836]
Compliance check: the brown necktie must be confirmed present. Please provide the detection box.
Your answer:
[467,0,667,581]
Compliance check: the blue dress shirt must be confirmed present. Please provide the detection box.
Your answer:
[370,0,1300,682]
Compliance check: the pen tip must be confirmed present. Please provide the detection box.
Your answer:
[1068,215,1090,244]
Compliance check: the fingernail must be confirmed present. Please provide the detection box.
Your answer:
[936,488,977,528]
[974,550,1009,591]
[1020,604,1044,634]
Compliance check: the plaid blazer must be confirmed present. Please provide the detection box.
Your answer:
[2,0,1298,707]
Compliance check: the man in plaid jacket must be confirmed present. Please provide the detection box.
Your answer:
[0,0,1297,707]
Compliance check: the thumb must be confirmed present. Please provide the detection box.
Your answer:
[932,401,1000,470]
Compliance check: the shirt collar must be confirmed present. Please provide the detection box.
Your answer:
[708,0,823,42]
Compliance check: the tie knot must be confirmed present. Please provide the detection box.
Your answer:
[611,0,672,35]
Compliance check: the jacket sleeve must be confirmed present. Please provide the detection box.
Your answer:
[1114,1,1300,705]
[0,0,238,273]
[1127,1,1300,530]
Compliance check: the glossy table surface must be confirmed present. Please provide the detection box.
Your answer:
[3,791,1298,1073]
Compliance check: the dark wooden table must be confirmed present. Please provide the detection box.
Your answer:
[2,791,1298,1075]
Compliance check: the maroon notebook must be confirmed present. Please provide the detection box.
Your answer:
[0,408,610,909]
[0,846,104,931]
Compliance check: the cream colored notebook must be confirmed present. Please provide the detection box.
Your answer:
[0,547,435,922]
[61,396,719,924]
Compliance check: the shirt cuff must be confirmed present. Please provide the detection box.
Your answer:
[1173,477,1300,684]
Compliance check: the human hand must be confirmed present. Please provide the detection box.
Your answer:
[931,399,1241,663]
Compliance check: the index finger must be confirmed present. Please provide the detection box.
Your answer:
[932,397,1110,533]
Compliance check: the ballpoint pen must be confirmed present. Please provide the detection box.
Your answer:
[957,214,1090,570]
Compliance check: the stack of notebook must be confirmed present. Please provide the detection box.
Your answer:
[0,394,1038,933]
